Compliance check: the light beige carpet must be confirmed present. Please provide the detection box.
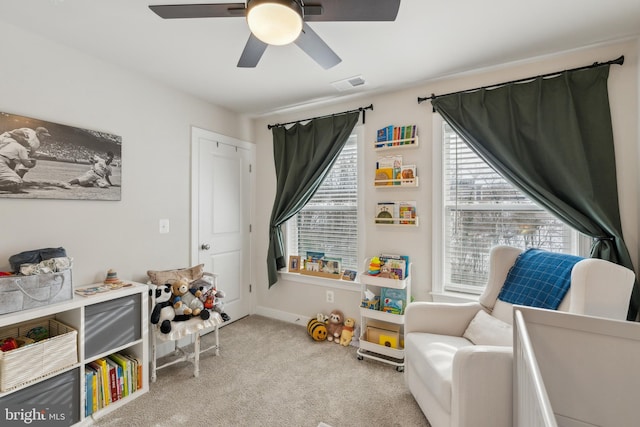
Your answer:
[93,315,429,427]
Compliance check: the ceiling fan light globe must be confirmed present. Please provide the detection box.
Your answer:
[246,0,303,46]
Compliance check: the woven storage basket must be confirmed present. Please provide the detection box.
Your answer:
[0,318,78,392]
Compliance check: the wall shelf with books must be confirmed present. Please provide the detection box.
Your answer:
[374,125,418,151]
[374,176,419,188]
[375,201,418,226]
[375,149,418,188]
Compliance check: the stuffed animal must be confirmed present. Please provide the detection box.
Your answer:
[326,309,344,343]
[183,280,210,320]
[171,278,193,319]
[212,288,230,322]
[192,278,229,322]
[340,317,356,346]
[307,318,328,341]
[316,312,329,323]
[150,283,175,333]
[378,264,394,279]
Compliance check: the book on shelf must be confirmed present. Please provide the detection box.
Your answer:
[87,361,104,410]
[400,165,416,185]
[379,254,409,279]
[377,155,402,185]
[381,287,407,314]
[376,202,398,224]
[84,367,95,416]
[105,357,120,403]
[108,353,130,397]
[374,167,393,186]
[398,201,417,224]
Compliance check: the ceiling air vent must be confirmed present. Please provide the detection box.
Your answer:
[331,75,366,92]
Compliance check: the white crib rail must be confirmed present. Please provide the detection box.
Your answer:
[513,309,558,427]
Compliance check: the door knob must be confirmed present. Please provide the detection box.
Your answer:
[201,243,211,250]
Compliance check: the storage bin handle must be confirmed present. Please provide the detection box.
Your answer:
[14,274,65,302]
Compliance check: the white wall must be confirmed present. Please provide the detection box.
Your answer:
[0,23,251,285]
[252,38,640,324]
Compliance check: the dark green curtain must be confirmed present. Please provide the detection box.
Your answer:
[266,112,360,287]
[432,65,638,320]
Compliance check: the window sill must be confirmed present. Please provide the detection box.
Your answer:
[430,291,480,303]
[278,271,360,292]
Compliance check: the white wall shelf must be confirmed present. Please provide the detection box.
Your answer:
[374,176,419,187]
[374,217,419,226]
[374,136,420,151]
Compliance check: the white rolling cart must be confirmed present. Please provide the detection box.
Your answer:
[357,258,411,372]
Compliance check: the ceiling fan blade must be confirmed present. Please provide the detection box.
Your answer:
[237,34,268,68]
[294,23,341,69]
[303,0,401,22]
[149,3,246,19]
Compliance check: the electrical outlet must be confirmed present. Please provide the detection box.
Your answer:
[326,290,334,303]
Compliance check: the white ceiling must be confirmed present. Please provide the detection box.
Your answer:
[2,0,639,116]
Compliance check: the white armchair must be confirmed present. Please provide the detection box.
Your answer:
[404,245,635,427]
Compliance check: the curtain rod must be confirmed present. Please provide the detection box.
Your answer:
[417,55,624,104]
[267,104,373,130]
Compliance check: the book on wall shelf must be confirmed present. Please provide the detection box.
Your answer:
[400,165,417,186]
[376,202,398,224]
[398,201,416,224]
[375,154,402,186]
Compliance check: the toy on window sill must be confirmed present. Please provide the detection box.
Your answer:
[0,337,18,352]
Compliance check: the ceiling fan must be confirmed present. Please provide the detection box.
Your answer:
[149,0,401,69]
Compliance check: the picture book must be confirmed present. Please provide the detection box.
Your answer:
[379,254,409,279]
[374,167,393,186]
[381,287,407,315]
[398,201,417,224]
[400,165,416,185]
[376,202,398,224]
[377,155,402,185]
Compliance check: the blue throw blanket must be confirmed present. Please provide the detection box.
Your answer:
[498,248,584,310]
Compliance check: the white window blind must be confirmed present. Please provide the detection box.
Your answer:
[287,134,358,270]
[442,122,573,293]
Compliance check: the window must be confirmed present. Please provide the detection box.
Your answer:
[287,130,360,272]
[436,117,582,295]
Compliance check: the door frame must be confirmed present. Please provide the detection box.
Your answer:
[190,126,256,316]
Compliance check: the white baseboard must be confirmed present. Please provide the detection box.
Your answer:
[254,305,310,328]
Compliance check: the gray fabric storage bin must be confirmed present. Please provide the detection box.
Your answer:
[0,270,72,315]
[0,368,80,426]
[84,294,141,359]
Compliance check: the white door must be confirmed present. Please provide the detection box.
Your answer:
[191,127,253,324]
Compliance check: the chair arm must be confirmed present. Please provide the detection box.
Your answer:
[405,301,484,336]
[568,258,634,320]
[452,345,513,427]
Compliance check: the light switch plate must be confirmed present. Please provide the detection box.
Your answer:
[159,219,170,234]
